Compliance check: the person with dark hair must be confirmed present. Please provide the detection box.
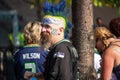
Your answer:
[109,17,120,38]
[94,17,106,29]
[96,17,104,27]
[13,21,48,80]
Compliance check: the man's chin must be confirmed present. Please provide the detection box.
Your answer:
[41,36,51,46]
[42,42,51,49]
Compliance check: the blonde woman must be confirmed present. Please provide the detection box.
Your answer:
[14,21,48,80]
[94,27,120,80]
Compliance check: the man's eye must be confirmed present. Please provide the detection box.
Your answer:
[42,25,51,29]
[45,25,51,28]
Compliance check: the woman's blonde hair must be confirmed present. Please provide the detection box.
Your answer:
[94,27,115,47]
[23,21,41,45]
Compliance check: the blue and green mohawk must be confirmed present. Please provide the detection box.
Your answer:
[42,0,73,39]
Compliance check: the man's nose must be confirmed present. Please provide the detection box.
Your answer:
[42,27,47,32]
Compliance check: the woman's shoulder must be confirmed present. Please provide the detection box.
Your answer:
[103,47,117,58]
[109,44,120,55]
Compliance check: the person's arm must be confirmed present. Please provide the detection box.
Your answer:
[24,71,44,80]
[34,72,44,79]
[24,71,33,79]
[100,48,114,80]
[59,46,72,80]
[45,44,71,80]
[50,45,71,80]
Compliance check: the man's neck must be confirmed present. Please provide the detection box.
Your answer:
[52,38,64,45]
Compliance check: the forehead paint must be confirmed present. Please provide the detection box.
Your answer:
[42,17,59,25]
[42,15,66,28]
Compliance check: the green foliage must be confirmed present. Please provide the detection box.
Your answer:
[93,0,120,15]
[119,7,120,16]
[40,0,120,8]
[26,0,119,8]
[93,0,120,8]
[24,0,120,15]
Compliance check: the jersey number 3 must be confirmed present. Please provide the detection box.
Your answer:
[25,62,36,73]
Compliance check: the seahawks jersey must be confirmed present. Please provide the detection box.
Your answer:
[13,46,48,80]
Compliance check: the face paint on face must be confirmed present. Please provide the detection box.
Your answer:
[42,15,66,29]
[50,28,58,35]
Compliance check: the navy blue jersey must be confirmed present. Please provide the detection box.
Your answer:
[13,46,48,80]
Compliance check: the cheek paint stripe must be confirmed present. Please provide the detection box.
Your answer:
[51,28,58,35]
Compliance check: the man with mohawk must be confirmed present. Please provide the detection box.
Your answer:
[41,0,78,80]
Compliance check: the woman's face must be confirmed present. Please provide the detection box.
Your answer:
[96,39,105,52]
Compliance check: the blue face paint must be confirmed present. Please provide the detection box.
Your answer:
[42,18,53,25]
[42,15,66,28]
